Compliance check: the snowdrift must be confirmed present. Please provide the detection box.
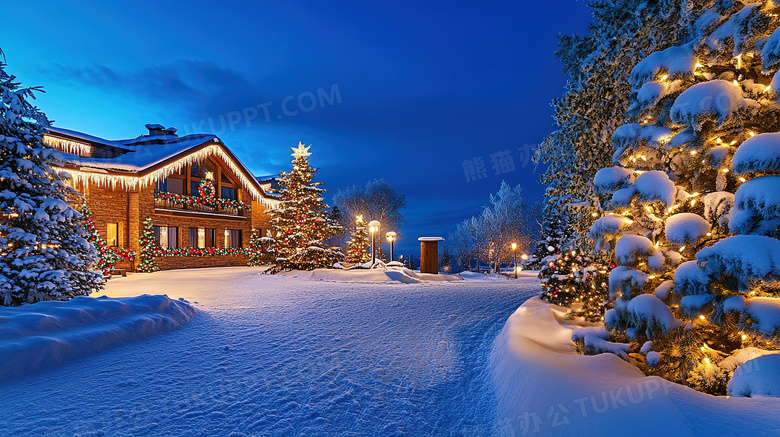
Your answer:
[491,298,780,436]
[0,294,196,381]
[283,267,464,283]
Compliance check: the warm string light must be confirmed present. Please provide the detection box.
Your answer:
[43,135,94,156]
[54,144,281,208]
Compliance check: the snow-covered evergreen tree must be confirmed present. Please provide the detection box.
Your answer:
[535,0,689,247]
[527,205,576,268]
[0,51,102,305]
[584,1,780,395]
[267,143,344,273]
[345,214,370,263]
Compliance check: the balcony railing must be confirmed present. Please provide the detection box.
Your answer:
[154,195,246,217]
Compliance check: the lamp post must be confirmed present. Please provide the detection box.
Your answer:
[368,220,380,266]
[385,231,396,262]
[511,242,518,279]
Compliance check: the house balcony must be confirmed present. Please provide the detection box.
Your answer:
[153,197,246,218]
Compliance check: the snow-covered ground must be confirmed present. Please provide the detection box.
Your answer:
[0,294,195,382]
[0,267,537,436]
[492,298,780,436]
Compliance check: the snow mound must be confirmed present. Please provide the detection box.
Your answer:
[665,213,711,244]
[629,44,696,86]
[609,266,649,300]
[635,81,674,111]
[0,294,196,381]
[674,261,711,296]
[593,166,634,194]
[728,354,780,398]
[721,347,780,374]
[589,215,633,250]
[492,298,780,435]
[615,234,655,266]
[632,170,676,207]
[458,271,511,282]
[697,235,780,289]
[670,80,749,130]
[571,325,629,359]
[744,297,780,335]
[627,294,682,335]
[301,267,463,284]
[732,132,780,175]
[764,27,780,72]
[729,175,780,235]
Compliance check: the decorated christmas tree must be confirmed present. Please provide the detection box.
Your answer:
[527,204,576,269]
[0,51,102,305]
[80,204,134,275]
[247,228,264,266]
[582,1,780,394]
[345,214,370,263]
[137,217,159,273]
[267,143,344,273]
[539,246,612,322]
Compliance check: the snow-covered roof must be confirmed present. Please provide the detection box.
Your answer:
[47,126,219,173]
[45,125,273,202]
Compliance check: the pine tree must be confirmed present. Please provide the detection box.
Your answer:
[528,205,576,269]
[247,228,264,266]
[0,51,102,305]
[535,0,689,248]
[584,1,780,394]
[137,217,158,273]
[345,214,370,263]
[267,143,344,273]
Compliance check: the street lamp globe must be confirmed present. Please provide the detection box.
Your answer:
[386,231,397,262]
[368,220,381,266]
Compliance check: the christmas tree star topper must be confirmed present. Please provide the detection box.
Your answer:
[291,142,311,158]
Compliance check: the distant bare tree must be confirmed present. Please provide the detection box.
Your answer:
[447,182,536,273]
[333,179,406,237]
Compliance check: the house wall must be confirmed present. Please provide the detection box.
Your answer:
[84,181,272,272]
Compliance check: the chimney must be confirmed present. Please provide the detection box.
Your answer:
[144,124,178,137]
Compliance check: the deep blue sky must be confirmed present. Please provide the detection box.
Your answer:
[4,0,591,255]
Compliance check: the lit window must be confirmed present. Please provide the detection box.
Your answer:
[224,229,242,248]
[154,226,178,248]
[107,223,118,247]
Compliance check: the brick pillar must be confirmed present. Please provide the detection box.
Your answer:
[128,191,140,254]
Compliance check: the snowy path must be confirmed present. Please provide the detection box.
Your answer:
[0,267,538,436]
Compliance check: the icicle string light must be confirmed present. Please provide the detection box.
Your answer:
[53,144,280,208]
[43,135,94,156]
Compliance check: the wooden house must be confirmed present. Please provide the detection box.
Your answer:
[44,124,279,271]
